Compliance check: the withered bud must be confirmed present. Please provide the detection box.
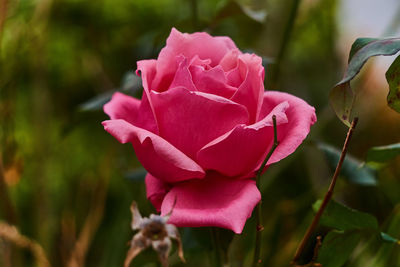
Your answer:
[124,201,185,267]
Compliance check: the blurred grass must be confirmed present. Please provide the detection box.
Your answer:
[0,0,400,266]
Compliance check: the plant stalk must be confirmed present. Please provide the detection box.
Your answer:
[270,0,301,89]
[291,117,359,264]
[252,115,278,267]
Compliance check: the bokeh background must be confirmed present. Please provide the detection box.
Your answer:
[1,0,400,266]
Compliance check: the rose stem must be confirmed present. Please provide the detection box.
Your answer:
[252,115,278,267]
[211,228,222,267]
[189,0,198,30]
[291,117,359,265]
[270,0,301,90]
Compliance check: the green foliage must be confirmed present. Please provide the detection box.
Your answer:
[317,143,377,186]
[313,200,378,231]
[330,37,400,126]
[317,230,362,267]
[1,0,400,266]
[386,55,400,113]
[366,143,400,163]
[380,232,400,244]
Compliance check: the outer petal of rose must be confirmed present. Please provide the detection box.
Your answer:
[160,174,261,234]
[260,91,317,165]
[231,54,265,123]
[102,119,205,183]
[190,64,237,98]
[145,173,171,212]
[150,86,249,160]
[136,59,157,92]
[197,102,289,177]
[136,59,160,130]
[103,92,158,133]
[152,28,238,91]
[104,92,140,125]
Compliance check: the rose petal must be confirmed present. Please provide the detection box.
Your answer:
[260,91,317,165]
[150,86,249,159]
[103,92,140,125]
[102,119,205,183]
[219,49,241,72]
[231,53,265,123]
[197,102,289,177]
[104,92,158,133]
[145,173,171,212]
[161,173,261,234]
[190,65,237,98]
[136,59,160,132]
[136,59,157,92]
[226,56,247,88]
[152,28,238,91]
[169,56,197,92]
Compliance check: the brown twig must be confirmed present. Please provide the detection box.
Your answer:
[291,118,359,265]
[0,155,17,224]
[0,0,8,47]
[66,159,110,267]
[293,235,322,267]
[311,236,322,262]
[252,115,279,267]
[0,221,50,267]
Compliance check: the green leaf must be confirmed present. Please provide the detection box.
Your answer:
[348,38,380,62]
[380,232,400,244]
[366,143,400,162]
[124,168,147,181]
[386,55,400,113]
[78,91,114,112]
[329,83,354,127]
[330,37,400,126]
[317,230,362,267]
[313,200,378,231]
[318,143,377,186]
[216,0,267,23]
[78,71,142,112]
[121,71,142,92]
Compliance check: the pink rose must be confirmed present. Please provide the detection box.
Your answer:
[103,28,316,234]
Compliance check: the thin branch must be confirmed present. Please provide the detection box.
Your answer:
[190,0,198,31]
[0,155,17,224]
[66,159,110,267]
[252,115,279,267]
[0,221,50,267]
[291,118,359,265]
[270,0,302,89]
[211,228,222,267]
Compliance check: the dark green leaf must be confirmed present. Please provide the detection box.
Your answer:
[380,232,400,244]
[329,83,354,127]
[348,38,379,62]
[366,143,400,162]
[318,143,377,186]
[78,91,114,112]
[330,38,400,126]
[317,230,362,267]
[121,71,142,92]
[124,168,147,181]
[313,199,378,231]
[386,55,400,113]
[340,38,400,87]
[78,71,142,112]
[216,0,267,23]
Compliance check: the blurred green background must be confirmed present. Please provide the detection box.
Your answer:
[1,0,400,266]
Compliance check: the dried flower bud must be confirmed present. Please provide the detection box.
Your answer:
[124,202,185,267]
